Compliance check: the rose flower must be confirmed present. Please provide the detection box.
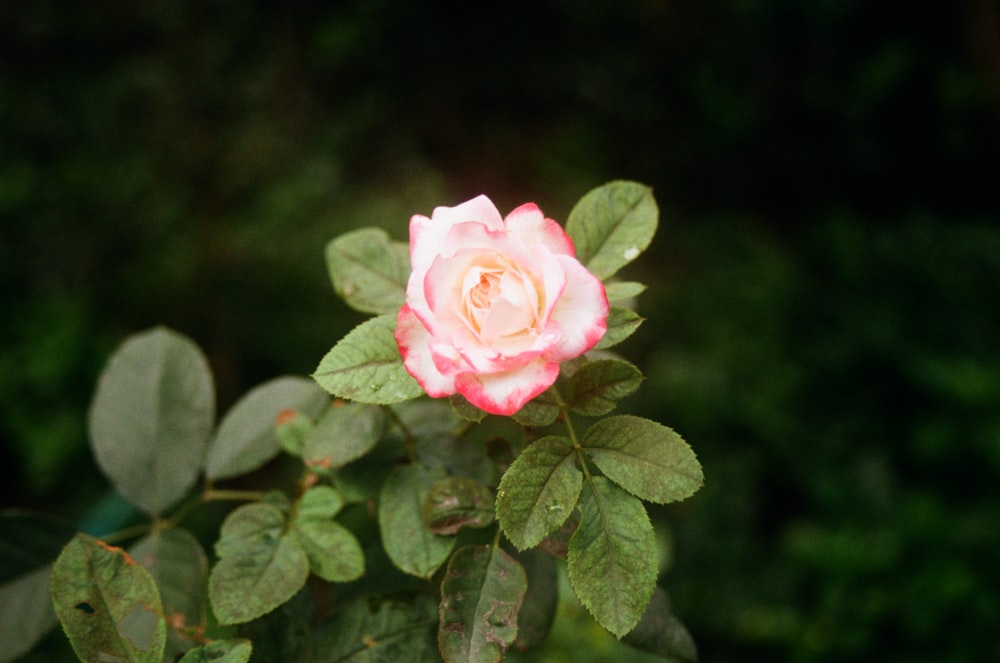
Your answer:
[395,195,609,415]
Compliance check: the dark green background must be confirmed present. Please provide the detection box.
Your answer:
[2,1,999,661]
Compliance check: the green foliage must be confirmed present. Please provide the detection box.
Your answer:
[595,307,645,350]
[18,181,704,662]
[313,314,425,404]
[438,545,527,663]
[88,327,214,515]
[50,533,167,663]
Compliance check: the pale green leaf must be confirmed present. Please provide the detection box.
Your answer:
[289,486,364,582]
[88,326,214,515]
[302,402,385,469]
[583,415,703,504]
[423,477,495,535]
[208,503,309,625]
[0,564,58,662]
[438,545,527,663]
[178,639,252,663]
[379,464,455,578]
[129,529,207,634]
[313,314,424,404]
[622,587,698,662]
[567,477,657,638]
[496,436,582,551]
[326,227,411,315]
[275,409,315,457]
[566,359,644,416]
[50,533,167,663]
[565,181,658,281]
[206,376,329,480]
[595,306,644,350]
[604,281,647,302]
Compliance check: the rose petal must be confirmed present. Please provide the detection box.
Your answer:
[545,255,609,360]
[455,360,560,415]
[395,305,456,397]
[504,203,576,256]
[409,196,503,275]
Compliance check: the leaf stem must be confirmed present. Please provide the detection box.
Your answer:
[384,404,418,462]
[549,386,595,483]
[204,488,268,502]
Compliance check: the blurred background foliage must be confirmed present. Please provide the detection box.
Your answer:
[2,0,999,661]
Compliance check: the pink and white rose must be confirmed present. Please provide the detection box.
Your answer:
[394,195,609,415]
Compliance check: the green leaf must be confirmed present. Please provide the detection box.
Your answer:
[206,376,329,480]
[496,436,582,551]
[510,389,560,427]
[379,464,455,578]
[50,533,167,663]
[178,639,252,663]
[0,564,58,662]
[512,548,558,651]
[595,306,644,350]
[326,227,411,315]
[129,528,207,633]
[604,281,647,302]
[583,415,703,504]
[302,402,385,469]
[275,409,315,457]
[88,326,214,515]
[567,477,657,638]
[208,503,309,625]
[289,486,364,582]
[313,314,424,404]
[438,545,527,663]
[565,181,658,281]
[622,587,698,662]
[566,359,644,416]
[423,477,495,535]
[449,394,488,423]
[312,595,439,662]
[0,511,76,582]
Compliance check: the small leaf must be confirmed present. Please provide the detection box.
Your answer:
[379,464,456,578]
[0,564,58,662]
[326,227,411,315]
[89,326,214,515]
[622,587,698,662]
[313,314,424,404]
[0,511,76,582]
[208,503,309,625]
[565,181,658,281]
[423,477,495,535]
[510,389,560,427]
[275,409,315,457]
[51,533,167,663]
[566,359,644,416]
[583,415,703,504]
[512,548,558,651]
[449,394,488,423]
[438,545,527,663]
[496,436,582,551]
[129,529,208,636]
[289,486,364,582]
[567,477,657,638]
[312,595,439,662]
[178,639,252,663]
[595,306,644,350]
[206,376,329,480]
[302,402,385,469]
[604,281,647,302]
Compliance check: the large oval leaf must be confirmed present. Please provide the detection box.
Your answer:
[88,327,214,515]
[50,533,167,663]
[206,376,329,480]
[326,227,411,315]
[438,545,527,663]
[567,478,657,638]
[379,464,455,578]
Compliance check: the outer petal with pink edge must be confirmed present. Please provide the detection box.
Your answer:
[408,195,504,275]
[395,305,456,397]
[504,203,576,256]
[455,360,561,416]
[546,255,609,360]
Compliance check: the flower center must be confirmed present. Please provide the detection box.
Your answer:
[460,255,541,347]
